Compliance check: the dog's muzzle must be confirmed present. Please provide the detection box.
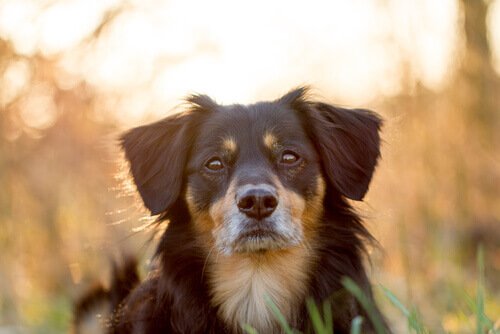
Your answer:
[228,184,295,253]
[212,181,303,255]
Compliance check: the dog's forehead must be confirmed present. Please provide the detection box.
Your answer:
[196,102,308,147]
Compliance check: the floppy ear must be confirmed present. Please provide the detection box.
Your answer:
[120,112,194,215]
[279,87,382,200]
[120,95,216,215]
[306,102,382,200]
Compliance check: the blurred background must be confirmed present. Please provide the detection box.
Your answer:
[0,0,499,332]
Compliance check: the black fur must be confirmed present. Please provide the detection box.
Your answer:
[281,87,382,200]
[76,87,389,333]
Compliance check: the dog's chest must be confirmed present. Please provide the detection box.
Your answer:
[208,250,312,333]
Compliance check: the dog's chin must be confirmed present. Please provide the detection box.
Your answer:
[231,230,298,254]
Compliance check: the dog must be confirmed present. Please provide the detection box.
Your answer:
[74,87,389,334]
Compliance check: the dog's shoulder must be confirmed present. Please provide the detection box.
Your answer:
[114,272,164,333]
[116,269,224,334]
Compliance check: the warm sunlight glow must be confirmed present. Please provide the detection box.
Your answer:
[0,0,39,55]
[19,83,58,130]
[0,0,471,124]
[489,0,500,74]
[0,59,31,106]
[38,0,118,56]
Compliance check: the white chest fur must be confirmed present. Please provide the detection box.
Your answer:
[208,248,313,333]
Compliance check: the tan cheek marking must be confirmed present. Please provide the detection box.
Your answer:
[273,174,326,241]
[192,213,214,244]
[286,190,306,221]
[263,132,277,150]
[208,197,225,228]
[208,178,237,227]
[188,178,240,254]
[186,185,215,248]
[272,174,306,222]
[301,175,326,237]
[185,185,197,215]
[222,137,237,153]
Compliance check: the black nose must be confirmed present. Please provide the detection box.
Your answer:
[237,186,278,220]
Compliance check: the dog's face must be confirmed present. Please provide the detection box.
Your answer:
[185,103,325,254]
[120,87,382,256]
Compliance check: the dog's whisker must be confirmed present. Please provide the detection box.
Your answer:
[213,247,221,265]
[201,244,216,282]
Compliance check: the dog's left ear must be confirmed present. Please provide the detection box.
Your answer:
[120,112,194,215]
[307,102,382,200]
[282,88,382,200]
[120,95,216,215]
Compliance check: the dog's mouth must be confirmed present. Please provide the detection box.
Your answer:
[231,223,294,253]
[236,227,277,242]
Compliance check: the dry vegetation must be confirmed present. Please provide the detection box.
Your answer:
[0,0,498,332]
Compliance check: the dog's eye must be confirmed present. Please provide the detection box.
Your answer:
[280,151,300,165]
[205,157,224,171]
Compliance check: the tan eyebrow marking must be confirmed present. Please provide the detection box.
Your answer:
[222,137,237,153]
[263,132,277,149]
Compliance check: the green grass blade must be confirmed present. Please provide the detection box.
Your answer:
[474,245,497,333]
[407,307,428,334]
[242,324,259,334]
[350,316,363,334]
[463,290,496,332]
[322,300,333,334]
[306,298,330,334]
[381,285,410,317]
[381,285,428,334]
[341,277,387,334]
[264,294,295,334]
[477,245,484,334]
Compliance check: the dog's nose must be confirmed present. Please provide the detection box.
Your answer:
[236,187,278,220]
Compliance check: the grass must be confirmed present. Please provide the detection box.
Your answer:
[381,286,428,334]
[342,277,386,334]
[305,298,333,334]
[243,246,499,334]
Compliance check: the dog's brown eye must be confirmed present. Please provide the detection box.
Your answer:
[280,151,300,165]
[205,157,224,171]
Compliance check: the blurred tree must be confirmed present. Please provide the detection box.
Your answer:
[374,1,500,325]
[459,0,499,139]
[0,20,141,330]
[453,0,499,235]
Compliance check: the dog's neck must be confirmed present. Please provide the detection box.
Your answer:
[208,246,314,333]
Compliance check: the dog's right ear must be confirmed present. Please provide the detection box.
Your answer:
[120,95,215,215]
[279,87,382,201]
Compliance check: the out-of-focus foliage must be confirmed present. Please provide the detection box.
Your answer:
[0,41,146,332]
[0,0,498,332]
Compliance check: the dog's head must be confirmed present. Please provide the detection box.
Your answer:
[121,87,382,255]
